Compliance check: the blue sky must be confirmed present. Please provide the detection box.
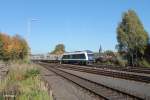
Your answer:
[0,0,149,54]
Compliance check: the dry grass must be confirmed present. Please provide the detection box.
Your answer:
[0,62,53,100]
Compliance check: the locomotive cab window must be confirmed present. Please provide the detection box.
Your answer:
[78,54,86,59]
[88,54,94,60]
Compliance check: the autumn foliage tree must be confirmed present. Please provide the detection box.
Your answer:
[0,34,11,60]
[0,33,29,61]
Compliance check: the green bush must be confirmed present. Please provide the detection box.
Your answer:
[138,59,150,67]
[115,56,127,67]
[0,95,4,100]
[24,69,40,78]
[104,61,114,65]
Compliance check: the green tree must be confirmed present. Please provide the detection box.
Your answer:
[104,50,114,56]
[51,44,65,55]
[117,10,149,66]
[144,42,150,62]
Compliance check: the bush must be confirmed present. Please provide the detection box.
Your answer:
[24,69,40,78]
[0,96,4,100]
[138,59,150,67]
[115,56,127,67]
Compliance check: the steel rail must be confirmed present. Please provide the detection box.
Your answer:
[39,62,143,100]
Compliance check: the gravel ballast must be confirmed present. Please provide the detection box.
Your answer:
[38,65,102,100]
[59,68,150,100]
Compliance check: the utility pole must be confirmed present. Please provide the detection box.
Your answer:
[27,18,39,58]
[27,19,39,43]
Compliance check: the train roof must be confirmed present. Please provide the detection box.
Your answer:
[63,50,93,55]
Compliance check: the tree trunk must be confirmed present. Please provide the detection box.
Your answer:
[131,53,134,67]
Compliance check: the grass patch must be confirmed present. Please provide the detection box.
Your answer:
[0,63,52,100]
[18,76,51,100]
[24,68,40,78]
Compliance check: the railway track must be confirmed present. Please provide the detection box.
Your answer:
[41,60,150,74]
[39,62,143,100]
[89,64,150,74]
[43,63,150,83]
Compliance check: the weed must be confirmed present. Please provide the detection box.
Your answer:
[0,63,52,100]
[24,69,40,78]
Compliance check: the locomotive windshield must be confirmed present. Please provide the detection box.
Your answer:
[88,54,94,60]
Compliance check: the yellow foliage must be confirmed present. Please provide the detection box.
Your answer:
[0,33,29,60]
